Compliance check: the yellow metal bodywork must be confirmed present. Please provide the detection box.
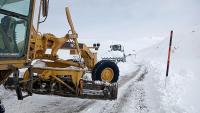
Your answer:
[23,66,84,93]
[24,6,97,93]
[23,66,84,94]
[0,0,98,93]
[0,60,27,70]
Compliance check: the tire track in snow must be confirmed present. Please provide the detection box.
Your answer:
[34,97,95,113]
[110,81,148,113]
[133,82,149,113]
[53,100,94,113]
[133,69,149,113]
[118,65,142,86]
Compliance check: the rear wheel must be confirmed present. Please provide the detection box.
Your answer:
[92,60,119,83]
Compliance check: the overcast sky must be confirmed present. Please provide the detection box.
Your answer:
[36,0,200,42]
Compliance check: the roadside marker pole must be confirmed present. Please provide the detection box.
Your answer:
[165,30,173,86]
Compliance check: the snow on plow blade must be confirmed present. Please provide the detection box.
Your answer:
[81,80,118,100]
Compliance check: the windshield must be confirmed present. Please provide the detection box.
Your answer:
[0,0,30,16]
[112,45,121,51]
[0,0,31,58]
[0,14,27,57]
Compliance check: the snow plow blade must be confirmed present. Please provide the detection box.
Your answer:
[4,60,119,100]
[80,80,118,100]
[4,76,118,100]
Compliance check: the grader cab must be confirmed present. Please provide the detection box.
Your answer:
[102,44,126,63]
[0,0,119,101]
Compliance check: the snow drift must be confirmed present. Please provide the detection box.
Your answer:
[138,27,200,113]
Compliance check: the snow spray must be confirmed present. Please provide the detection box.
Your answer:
[165,30,173,86]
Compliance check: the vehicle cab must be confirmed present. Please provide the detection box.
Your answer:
[0,0,34,70]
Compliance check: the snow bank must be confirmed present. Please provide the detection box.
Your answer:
[142,61,197,113]
[138,27,200,113]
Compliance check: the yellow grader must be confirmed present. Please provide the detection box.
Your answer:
[0,0,119,103]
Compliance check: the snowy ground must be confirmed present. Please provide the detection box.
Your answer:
[136,27,200,113]
[1,27,200,113]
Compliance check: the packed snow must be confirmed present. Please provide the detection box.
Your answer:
[0,27,200,113]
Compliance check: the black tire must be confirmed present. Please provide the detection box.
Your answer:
[92,60,119,83]
[92,60,104,80]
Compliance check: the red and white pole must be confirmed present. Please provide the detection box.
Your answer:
[166,30,173,77]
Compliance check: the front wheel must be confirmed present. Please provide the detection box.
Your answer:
[92,60,119,83]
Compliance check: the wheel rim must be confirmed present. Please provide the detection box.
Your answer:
[101,68,114,82]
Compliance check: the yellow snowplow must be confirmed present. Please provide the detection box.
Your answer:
[0,0,119,101]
